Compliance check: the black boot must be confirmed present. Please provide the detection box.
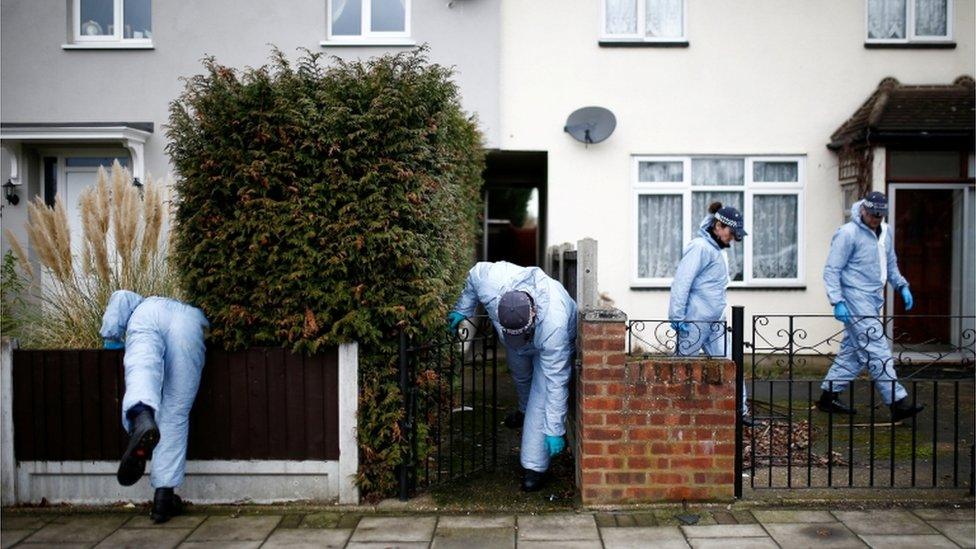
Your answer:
[117,408,159,486]
[521,469,548,492]
[816,390,856,415]
[151,487,183,524]
[504,410,525,429]
[891,397,925,423]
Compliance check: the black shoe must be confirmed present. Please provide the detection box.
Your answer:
[521,469,548,492]
[741,414,756,427]
[816,390,856,415]
[504,410,525,429]
[891,397,925,423]
[117,409,159,487]
[150,487,183,524]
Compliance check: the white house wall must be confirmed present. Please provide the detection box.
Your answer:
[0,0,500,254]
[499,0,975,320]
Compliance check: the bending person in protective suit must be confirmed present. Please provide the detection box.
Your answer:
[818,192,923,422]
[669,201,751,424]
[447,261,577,492]
[100,290,209,523]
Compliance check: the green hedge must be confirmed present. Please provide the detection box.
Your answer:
[166,48,484,498]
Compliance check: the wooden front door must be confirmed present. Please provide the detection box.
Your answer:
[892,188,953,344]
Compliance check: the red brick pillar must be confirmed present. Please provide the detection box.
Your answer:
[575,309,736,505]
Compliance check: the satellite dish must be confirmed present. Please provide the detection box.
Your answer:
[564,106,616,145]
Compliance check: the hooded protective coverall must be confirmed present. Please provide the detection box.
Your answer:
[100,290,209,488]
[452,262,577,473]
[669,214,748,414]
[821,200,909,404]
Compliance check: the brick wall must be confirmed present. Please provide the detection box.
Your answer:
[575,309,736,505]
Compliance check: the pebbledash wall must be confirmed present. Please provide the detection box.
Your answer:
[0,338,360,505]
[575,309,736,505]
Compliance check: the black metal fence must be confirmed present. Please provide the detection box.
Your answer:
[744,314,975,492]
[398,317,499,500]
[626,319,729,358]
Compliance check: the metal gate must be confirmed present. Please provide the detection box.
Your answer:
[740,313,975,495]
[398,316,499,499]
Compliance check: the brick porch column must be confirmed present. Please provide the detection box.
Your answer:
[575,309,736,505]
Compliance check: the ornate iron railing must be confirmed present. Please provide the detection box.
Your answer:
[626,319,729,358]
[743,314,975,492]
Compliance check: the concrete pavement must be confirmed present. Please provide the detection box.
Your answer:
[1,505,973,548]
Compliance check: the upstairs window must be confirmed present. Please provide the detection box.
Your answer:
[73,0,152,45]
[602,0,686,44]
[866,0,952,44]
[327,0,411,44]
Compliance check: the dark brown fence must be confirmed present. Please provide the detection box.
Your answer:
[12,347,339,462]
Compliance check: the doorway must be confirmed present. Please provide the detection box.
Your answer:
[889,184,975,347]
[480,151,547,267]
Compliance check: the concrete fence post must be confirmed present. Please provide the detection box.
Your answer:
[338,341,360,505]
[1,338,17,504]
[576,238,598,310]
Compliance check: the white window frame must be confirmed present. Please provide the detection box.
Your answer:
[865,0,954,44]
[70,0,153,48]
[600,0,688,43]
[631,155,806,288]
[323,0,414,47]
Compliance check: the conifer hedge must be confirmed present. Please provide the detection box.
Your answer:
[166,49,484,497]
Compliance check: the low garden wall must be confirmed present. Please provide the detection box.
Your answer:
[0,338,359,505]
[575,309,736,505]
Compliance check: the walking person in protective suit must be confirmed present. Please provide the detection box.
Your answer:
[447,261,577,491]
[100,290,209,523]
[817,192,923,422]
[668,201,752,424]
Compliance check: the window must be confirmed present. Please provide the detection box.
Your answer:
[602,0,686,43]
[866,0,952,44]
[72,0,152,46]
[632,156,804,287]
[326,0,411,44]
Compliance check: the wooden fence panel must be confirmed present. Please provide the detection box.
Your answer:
[13,347,340,462]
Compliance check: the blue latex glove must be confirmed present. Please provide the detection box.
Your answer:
[103,338,124,350]
[833,302,851,323]
[669,321,690,333]
[446,311,466,333]
[900,286,914,311]
[545,435,565,457]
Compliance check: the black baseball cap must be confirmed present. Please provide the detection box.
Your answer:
[497,291,535,348]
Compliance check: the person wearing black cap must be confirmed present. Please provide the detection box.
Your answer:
[447,261,577,491]
[818,192,923,422]
[668,201,752,424]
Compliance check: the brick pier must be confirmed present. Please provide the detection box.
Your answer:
[575,308,736,505]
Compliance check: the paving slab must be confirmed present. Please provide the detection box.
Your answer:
[595,513,616,528]
[177,542,261,549]
[299,512,341,528]
[346,541,430,549]
[614,514,637,527]
[261,528,352,548]
[2,530,33,548]
[22,516,129,544]
[753,510,835,524]
[123,515,206,529]
[436,515,514,529]
[94,527,191,549]
[601,526,690,549]
[833,510,935,535]
[763,522,867,548]
[2,516,49,530]
[926,520,976,548]
[688,538,777,549]
[681,524,767,538]
[632,512,657,527]
[183,516,280,542]
[349,516,437,543]
[710,510,737,524]
[731,511,758,524]
[517,514,599,541]
[432,526,514,549]
[15,543,91,549]
[912,507,976,521]
[336,513,362,529]
[859,534,959,548]
[517,541,602,549]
